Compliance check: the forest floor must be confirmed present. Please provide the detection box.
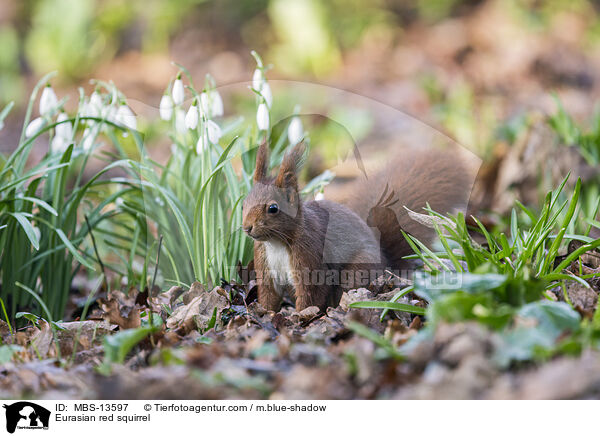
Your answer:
[2,0,600,399]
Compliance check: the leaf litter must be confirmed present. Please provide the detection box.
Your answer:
[0,245,599,400]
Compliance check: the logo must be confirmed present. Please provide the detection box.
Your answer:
[2,402,50,433]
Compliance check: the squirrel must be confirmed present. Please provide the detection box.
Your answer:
[242,140,473,313]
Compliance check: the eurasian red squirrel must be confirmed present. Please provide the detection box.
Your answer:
[242,141,472,312]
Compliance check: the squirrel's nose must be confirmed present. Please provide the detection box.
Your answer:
[243,225,253,234]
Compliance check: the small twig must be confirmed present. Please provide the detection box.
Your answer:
[85,215,109,293]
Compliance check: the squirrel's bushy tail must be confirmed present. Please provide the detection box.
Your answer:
[336,146,475,269]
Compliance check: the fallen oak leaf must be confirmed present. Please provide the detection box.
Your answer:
[166,286,229,334]
[148,285,185,315]
[29,320,54,358]
[99,297,141,330]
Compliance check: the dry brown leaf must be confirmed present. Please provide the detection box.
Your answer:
[29,320,54,358]
[166,286,228,333]
[100,297,141,330]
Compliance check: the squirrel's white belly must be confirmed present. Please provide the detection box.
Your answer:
[263,240,295,295]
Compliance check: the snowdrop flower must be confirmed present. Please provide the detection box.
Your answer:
[51,135,69,153]
[261,82,273,108]
[175,108,186,134]
[116,102,137,133]
[252,69,263,91]
[199,92,210,117]
[252,69,272,108]
[288,116,303,145]
[315,191,325,201]
[82,127,95,151]
[172,74,185,106]
[185,100,199,130]
[206,120,222,144]
[25,117,45,138]
[199,89,224,118]
[0,120,4,131]
[87,91,103,119]
[50,112,73,154]
[196,130,208,154]
[39,83,58,116]
[55,112,72,140]
[104,105,118,124]
[211,89,224,117]
[256,103,269,131]
[159,94,173,121]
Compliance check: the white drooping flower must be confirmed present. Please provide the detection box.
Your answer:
[315,191,325,201]
[175,108,186,134]
[261,82,273,108]
[104,104,118,124]
[211,89,224,117]
[196,130,208,154]
[55,112,72,140]
[87,91,103,118]
[39,83,58,116]
[159,94,173,121]
[199,89,224,118]
[172,74,185,106]
[252,68,272,108]
[288,116,303,145]
[199,92,210,116]
[51,112,72,154]
[252,69,263,90]
[116,102,137,131]
[51,135,69,153]
[185,100,199,130]
[256,103,269,131]
[206,120,222,144]
[0,120,4,131]
[25,117,45,138]
[82,127,94,151]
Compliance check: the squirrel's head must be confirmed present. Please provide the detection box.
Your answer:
[242,140,305,242]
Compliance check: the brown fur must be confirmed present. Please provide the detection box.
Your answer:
[243,142,472,312]
[345,147,473,269]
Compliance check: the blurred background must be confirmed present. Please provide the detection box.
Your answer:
[3,0,600,211]
[2,0,600,137]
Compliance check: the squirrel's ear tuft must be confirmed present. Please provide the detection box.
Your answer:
[275,142,305,189]
[254,140,269,182]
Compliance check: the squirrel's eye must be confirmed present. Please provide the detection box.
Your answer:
[267,203,279,214]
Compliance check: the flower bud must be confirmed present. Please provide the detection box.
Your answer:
[159,94,173,121]
[40,83,58,116]
[25,117,45,138]
[252,69,263,91]
[51,135,68,153]
[172,74,185,106]
[116,103,137,131]
[288,116,303,145]
[185,100,199,130]
[206,120,222,144]
[261,82,273,108]
[256,103,269,131]
[211,89,224,117]
[56,112,73,140]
